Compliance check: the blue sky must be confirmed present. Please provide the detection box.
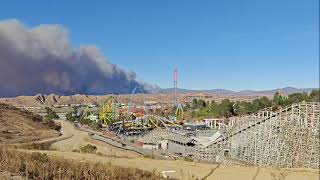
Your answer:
[1,0,319,90]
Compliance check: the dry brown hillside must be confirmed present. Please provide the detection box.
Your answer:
[0,103,60,144]
[0,93,257,107]
[0,94,171,107]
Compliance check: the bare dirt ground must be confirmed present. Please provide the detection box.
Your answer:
[50,121,141,158]
[0,106,59,144]
[22,121,320,180]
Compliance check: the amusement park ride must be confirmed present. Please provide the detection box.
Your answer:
[99,96,120,125]
[173,68,184,119]
[80,69,184,135]
[97,92,182,135]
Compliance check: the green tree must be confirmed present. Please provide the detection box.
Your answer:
[44,107,59,120]
[233,101,248,116]
[66,111,74,122]
[252,99,262,112]
[308,89,320,102]
[219,99,234,118]
[66,107,78,122]
[288,92,308,104]
[260,96,272,108]
[273,91,288,106]
[197,99,207,108]
[192,99,198,108]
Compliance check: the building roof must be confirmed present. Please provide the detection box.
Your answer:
[193,131,225,148]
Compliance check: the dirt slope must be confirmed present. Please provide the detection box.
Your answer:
[50,121,140,158]
[0,103,59,144]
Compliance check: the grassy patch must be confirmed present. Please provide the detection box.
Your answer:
[0,146,163,180]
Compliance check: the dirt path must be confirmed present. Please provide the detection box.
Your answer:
[200,164,220,180]
[50,121,140,158]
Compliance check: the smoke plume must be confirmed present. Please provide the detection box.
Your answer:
[0,19,158,97]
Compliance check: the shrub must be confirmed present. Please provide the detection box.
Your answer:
[80,144,97,154]
[45,119,61,131]
[30,152,49,163]
[184,157,193,162]
[89,122,102,130]
[44,107,59,120]
[18,142,51,150]
[143,155,155,159]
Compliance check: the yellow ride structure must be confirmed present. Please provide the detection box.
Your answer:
[175,103,184,120]
[99,96,119,125]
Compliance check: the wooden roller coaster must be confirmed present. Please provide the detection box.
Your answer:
[192,102,320,169]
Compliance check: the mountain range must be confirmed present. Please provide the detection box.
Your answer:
[158,87,317,97]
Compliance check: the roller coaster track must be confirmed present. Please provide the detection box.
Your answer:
[193,102,320,169]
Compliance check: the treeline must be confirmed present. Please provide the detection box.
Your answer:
[185,89,320,119]
[66,107,102,130]
[44,107,59,120]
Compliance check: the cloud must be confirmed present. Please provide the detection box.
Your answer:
[0,19,158,97]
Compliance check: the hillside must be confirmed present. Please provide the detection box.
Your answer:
[0,103,60,144]
[160,87,316,96]
[0,87,316,107]
[0,94,170,107]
